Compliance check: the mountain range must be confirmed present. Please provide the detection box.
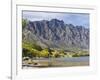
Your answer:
[22,19,89,50]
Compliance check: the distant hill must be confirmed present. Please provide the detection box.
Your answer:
[22,19,89,50]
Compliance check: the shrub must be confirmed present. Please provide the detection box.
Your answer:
[40,49,49,58]
[22,48,33,58]
[72,53,79,57]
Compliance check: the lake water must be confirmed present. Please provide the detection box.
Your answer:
[52,56,89,62]
[23,56,89,68]
[32,56,89,62]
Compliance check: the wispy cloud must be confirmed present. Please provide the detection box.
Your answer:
[22,11,89,28]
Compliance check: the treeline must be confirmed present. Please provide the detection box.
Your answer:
[22,41,65,58]
[22,41,89,59]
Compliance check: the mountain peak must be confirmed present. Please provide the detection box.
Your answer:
[23,19,89,49]
[50,18,63,22]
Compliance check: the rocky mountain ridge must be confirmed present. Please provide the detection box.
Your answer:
[22,19,89,50]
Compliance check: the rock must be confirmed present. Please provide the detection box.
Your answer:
[23,18,89,50]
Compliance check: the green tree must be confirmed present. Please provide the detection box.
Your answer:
[22,48,33,58]
[31,48,40,57]
[22,19,28,29]
[52,50,60,58]
[40,49,49,58]
[72,53,79,57]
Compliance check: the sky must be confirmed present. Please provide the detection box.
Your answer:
[22,11,89,28]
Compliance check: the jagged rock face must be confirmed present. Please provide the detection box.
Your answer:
[23,19,89,49]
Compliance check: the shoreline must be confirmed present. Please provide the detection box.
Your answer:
[22,56,89,69]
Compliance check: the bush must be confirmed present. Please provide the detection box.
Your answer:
[22,41,42,58]
[72,53,79,57]
[51,50,61,58]
[22,48,33,58]
[40,49,49,58]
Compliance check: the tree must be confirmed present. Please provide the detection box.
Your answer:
[31,49,40,58]
[52,50,60,58]
[22,19,28,29]
[22,48,33,58]
[40,49,49,58]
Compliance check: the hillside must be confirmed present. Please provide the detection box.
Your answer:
[22,18,89,50]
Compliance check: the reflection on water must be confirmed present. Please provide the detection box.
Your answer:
[33,56,89,62]
[22,56,89,68]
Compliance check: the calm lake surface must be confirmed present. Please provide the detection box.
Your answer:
[33,56,89,62]
[22,56,89,68]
